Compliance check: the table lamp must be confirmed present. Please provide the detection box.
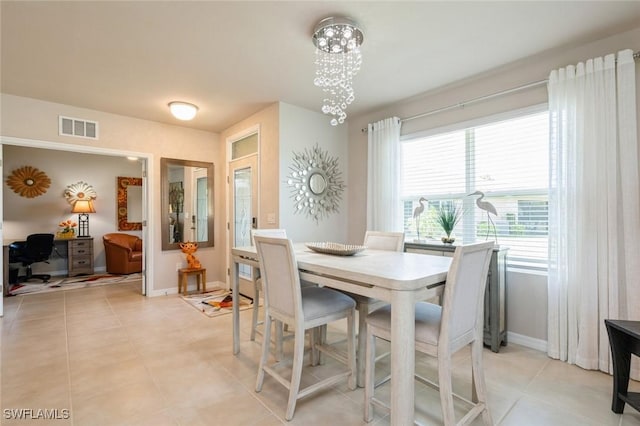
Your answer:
[71,199,96,238]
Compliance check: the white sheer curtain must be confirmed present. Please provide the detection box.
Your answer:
[367,117,402,231]
[547,49,640,377]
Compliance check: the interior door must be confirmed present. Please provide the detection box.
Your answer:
[229,154,258,298]
[140,158,148,296]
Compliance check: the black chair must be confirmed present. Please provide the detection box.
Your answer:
[9,233,55,283]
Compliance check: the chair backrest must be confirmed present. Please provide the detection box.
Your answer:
[251,228,287,245]
[103,233,141,250]
[25,233,55,261]
[363,231,405,252]
[440,241,494,351]
[254,236,301,323]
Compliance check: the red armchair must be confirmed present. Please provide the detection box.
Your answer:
[103,233,142,274]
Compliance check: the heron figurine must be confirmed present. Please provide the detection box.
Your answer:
[413,197,428,240]
[468,190,498,241]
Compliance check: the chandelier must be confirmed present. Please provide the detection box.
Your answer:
[312,16,363,126]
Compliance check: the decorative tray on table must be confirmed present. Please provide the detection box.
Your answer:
[305,242,366,256]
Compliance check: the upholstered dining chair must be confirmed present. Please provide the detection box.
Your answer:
[254,236,357,421]
[364,241,495,426]
[363,230,405,252]
[249,228,287,342]
[347,231,405,385]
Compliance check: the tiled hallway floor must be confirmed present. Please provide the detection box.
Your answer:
[2,281,639,425]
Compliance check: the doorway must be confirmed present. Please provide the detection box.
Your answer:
[0,137,152,316]
[226,127,259,298]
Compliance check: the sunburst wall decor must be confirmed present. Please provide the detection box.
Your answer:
[64,181,97,205]
[6,165,51,198]
[286,144,345,223]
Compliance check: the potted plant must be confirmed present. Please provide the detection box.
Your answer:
[436,203,462,244]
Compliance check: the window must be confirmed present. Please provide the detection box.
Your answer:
[401,108,549,269]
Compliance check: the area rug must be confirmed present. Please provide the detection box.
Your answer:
[8,273,143,296]
[181,286,255,318]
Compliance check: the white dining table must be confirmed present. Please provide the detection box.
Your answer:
[231,243,451,425]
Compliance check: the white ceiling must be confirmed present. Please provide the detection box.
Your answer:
[2,1,640,133]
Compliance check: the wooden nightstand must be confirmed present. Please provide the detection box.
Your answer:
[67,238,94,276]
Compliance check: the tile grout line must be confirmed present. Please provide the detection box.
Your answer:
[63,291,75,426]
[499,355,553,424]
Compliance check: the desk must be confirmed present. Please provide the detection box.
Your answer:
[2,237,94,295]
[605,319,640,414]
[232,244,451,425]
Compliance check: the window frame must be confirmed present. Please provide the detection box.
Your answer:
[400,104,549,273]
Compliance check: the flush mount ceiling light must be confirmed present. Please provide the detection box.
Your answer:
[312,16,364,126]
[168,101,198,121]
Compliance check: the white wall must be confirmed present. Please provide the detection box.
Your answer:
[1,94,223,295]
[278,103,349,243]
[346,26,640,344]
[3,145,141,274]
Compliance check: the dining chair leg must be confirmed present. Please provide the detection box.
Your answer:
[364,328,375,422]
[250,283,260,341]
[310,327,319,366]
[286,327,306,421]
[256,315,272,392]
[471,339,494,425]
[438,354,456,426]
[317,324,327,364]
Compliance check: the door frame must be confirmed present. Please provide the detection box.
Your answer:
[0,135,153,313]
[225,125,260,289]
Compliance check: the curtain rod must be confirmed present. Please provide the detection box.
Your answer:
[362,49,640,133]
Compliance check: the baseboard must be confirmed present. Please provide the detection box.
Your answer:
[507,331,547,352]
[147,280,227,298]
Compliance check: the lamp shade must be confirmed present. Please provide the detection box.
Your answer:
[71,199,96,213]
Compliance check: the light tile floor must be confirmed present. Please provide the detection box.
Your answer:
[1,281,639,425]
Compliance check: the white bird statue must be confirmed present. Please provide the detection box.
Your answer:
[468,190,498,241]
[413,197,427,240]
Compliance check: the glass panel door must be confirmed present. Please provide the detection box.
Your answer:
[196,176,208,242]
[230,154,258,288]
[234,166,253,279]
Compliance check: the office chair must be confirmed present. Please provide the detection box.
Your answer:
[9,233,55,283]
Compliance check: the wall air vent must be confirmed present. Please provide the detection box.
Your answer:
[59,116,99,140]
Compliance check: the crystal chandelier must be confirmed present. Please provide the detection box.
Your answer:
[312,17,364,126]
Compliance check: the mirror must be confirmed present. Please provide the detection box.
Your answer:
[308,172,327,195]
[161,158,214,250]
[117,177,142,231]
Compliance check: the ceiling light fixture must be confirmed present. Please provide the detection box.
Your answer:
[312,16,363,126]
[168,101,198,121]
